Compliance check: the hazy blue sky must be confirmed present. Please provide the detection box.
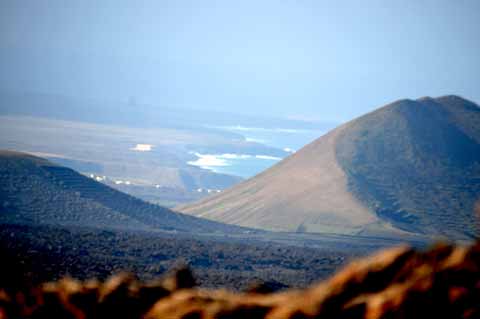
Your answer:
[1,0,479,122]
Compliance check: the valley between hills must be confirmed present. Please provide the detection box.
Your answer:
[0,95,479,294]
[0,149,424,291]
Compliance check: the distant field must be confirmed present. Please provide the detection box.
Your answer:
[0,115,288,206]
[0,91,334,206]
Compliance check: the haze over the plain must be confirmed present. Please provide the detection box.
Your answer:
[1,0,479,122]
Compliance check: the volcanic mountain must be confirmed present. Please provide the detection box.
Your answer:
[0,150,245,234]
[179,96,480,239]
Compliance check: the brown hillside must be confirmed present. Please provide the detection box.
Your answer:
[178,126,385,235]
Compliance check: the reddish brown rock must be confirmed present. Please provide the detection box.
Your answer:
[1,242,479,319]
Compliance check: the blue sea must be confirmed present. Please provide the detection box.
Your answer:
[188,126,327,178]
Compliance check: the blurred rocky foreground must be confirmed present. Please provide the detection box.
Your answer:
[1,242,479,319]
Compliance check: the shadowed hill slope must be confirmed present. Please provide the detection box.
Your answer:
[179,96,480,239]
[0,150,245,233]
[335,96,480,239]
